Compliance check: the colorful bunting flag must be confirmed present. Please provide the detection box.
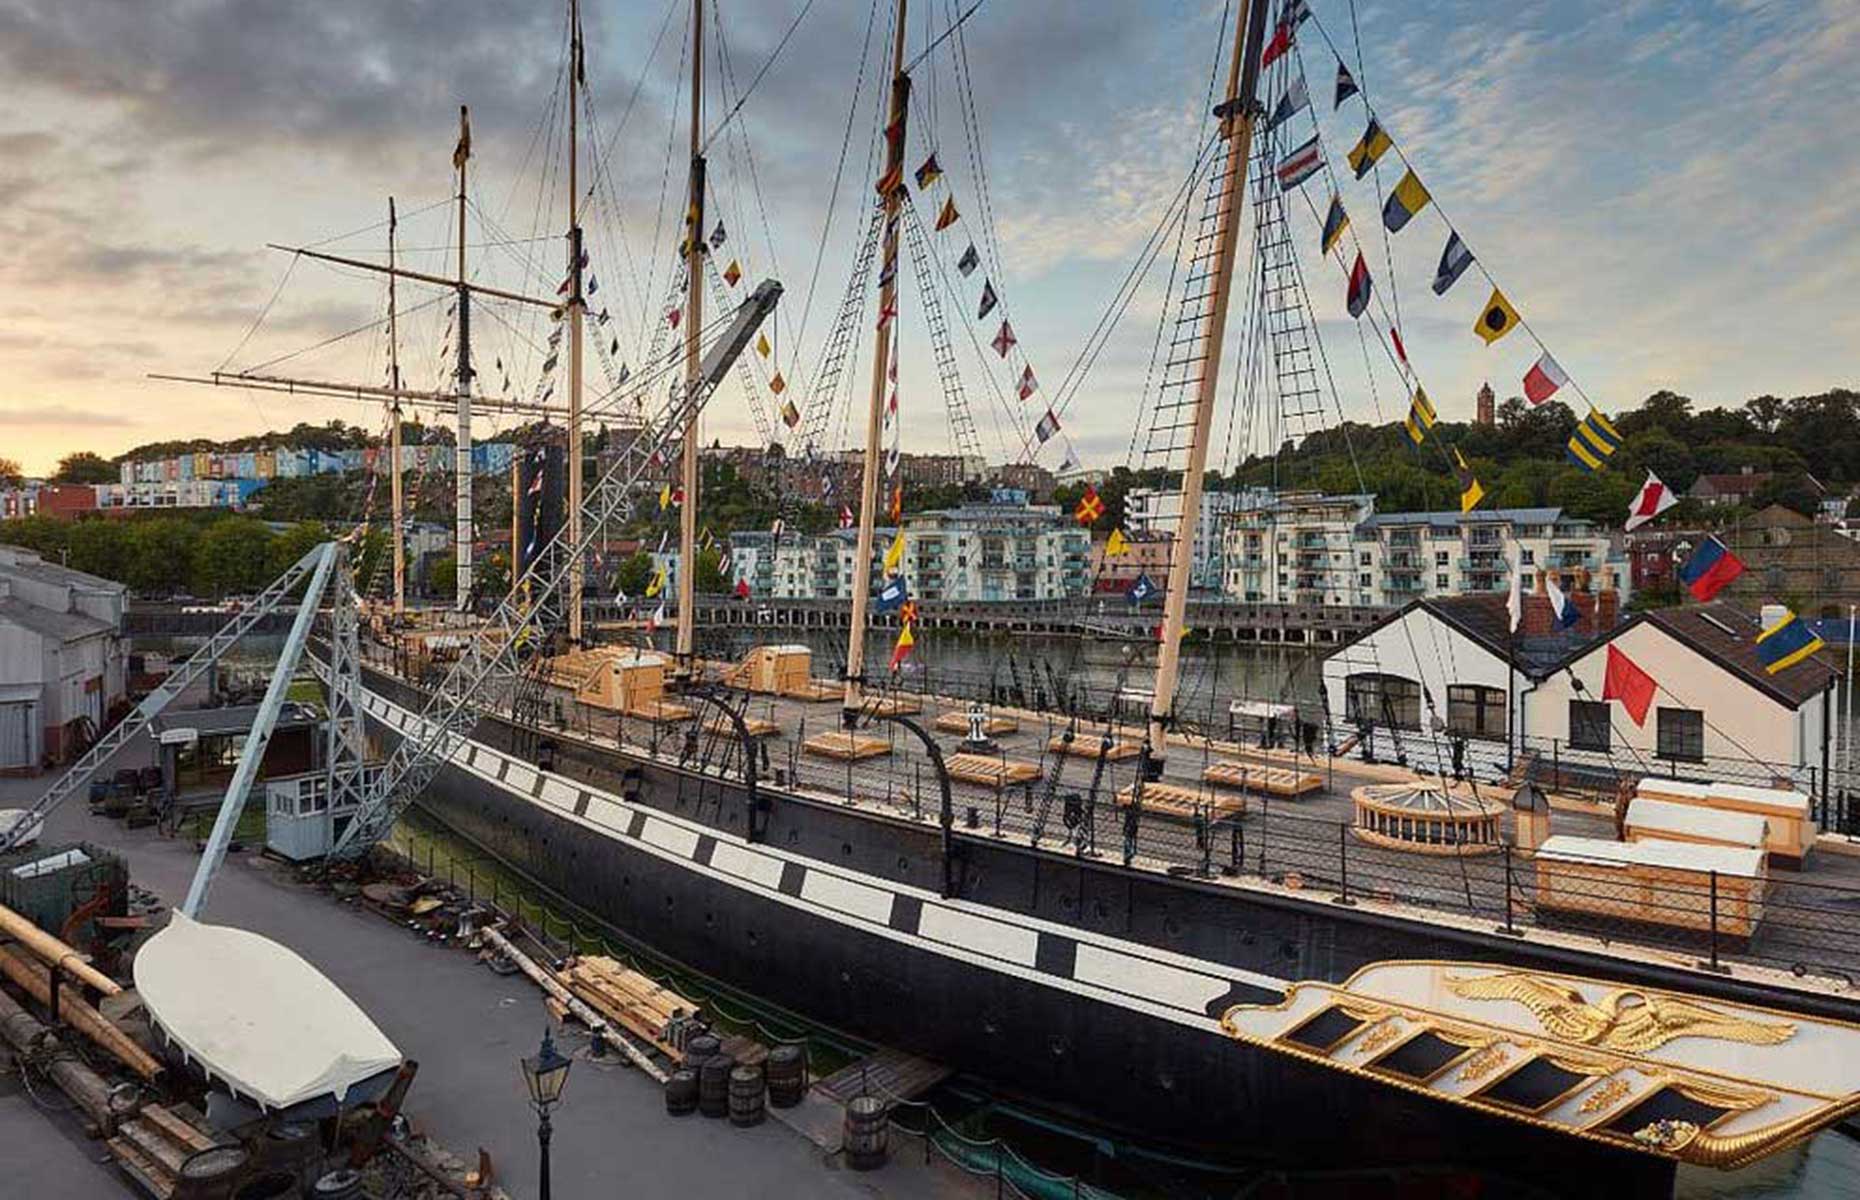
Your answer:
[935,196,960,231]
[1320,194,1350,255]
[883,530,905,574]
[646,564,667,597]
[1127,572,1158,603]
[1566,407,1621,472]
[915,154,943,190]
[667,308,681,328]
[710,222,727,248]
[839,504,854,530]
[1277,135,1322,191]
[1473,287,1519,345]
[647,602,664,632]
[1346,252,1372,318]
[769,372,787,395]
[1381,169,1432,233]
[1334,61,1358,108]
[889,622,915,671]
[1034,408,1061,443]
[1017,365,1038,401]
[992,320,1017,358]
[1677,536,1744,602]
[1522,352,1568,405]
[1264,76,1310,134]
[587,274,599,294]
[1624,471,1677,532]
[1261,18,1294,68]
[1453,447,1484,513]
[756,332,771,357]
[877,574,908,612]
[735,577,751,599]
[1433,231,1475,295]
[1390,326,1409,368]
[780,399,801,429]
[1347,118,1392,178]
[658,483,672,510]
[1756,609,1825,674]
[1106,528,1131,557]
[723,259,742,287]
[875,163,903,197]
[888,483,903,522]
[1403,387,1436,445]
[977,281,998,320]
[1602,644,1658,726]
[1545,571,1581,630]
[1074,484,1104,526]
[956,244,979,276]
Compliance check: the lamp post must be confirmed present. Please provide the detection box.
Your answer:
[521,1027,572,1200]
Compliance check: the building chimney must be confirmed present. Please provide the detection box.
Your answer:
[1520,593,1554,637]
[1596,587,1620,630]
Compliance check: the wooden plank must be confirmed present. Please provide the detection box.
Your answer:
[802,732,891,761]
[0,900,121,995]
[702,715,781,738]
[140,1104,217,1154]
[1048,735,1140,761]
[106,1137,176,1200]
[1114,782,1243,821]
[863,695,921,717]
[933,711,1019,736]
[625,700,694,724]
[481,928,667,1083]
[944,753,1041,788]
[1202,761,1322,798]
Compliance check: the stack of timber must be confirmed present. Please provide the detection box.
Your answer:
[107,1104,236,1200]
[556,955,701,1062]
[480,927,667,1081]
[802,731,891,761]
[933,710,1019,737]
[1201,761,1323,798]
[943,753,1041,789]
[1048,734,1140,762]
[1114,782,1242,821]
[0,902,160,1082]
[702,713,782,739]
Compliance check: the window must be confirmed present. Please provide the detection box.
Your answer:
[1359,573,1372,587]
[1359,552,1372,566]
[1520,548,1535,565]
[1569,700,1610,752]
[1436,574,1449,589]
[1436,551,1450,566]
[1447,685,1507,741]
[1656,707,1705,763]
[1345,673,1422,731]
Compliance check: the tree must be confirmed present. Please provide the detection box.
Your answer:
[427,554,457,599]
[694,547,728,594]
[615,551,654,598]
[53,451,116,484]
[268,520,329,577]
[0,457,21,488]
[190,517,277,595]
[476,550,509,599]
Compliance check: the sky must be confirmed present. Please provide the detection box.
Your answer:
[0,0,1855,478]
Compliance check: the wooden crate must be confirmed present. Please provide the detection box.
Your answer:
[1048,734,1141,761]
[702,714,782,738]
[625,699,694,724]
[1532,835,1766,937]
[1114,782,1243,820]
[1633,779,1814,866]
[803,731,891,761]
[731,644,816,696]
[1202,761,1323,798]
[944,753,1041,788]
[864,695,921,717]
[557,956,700,1060]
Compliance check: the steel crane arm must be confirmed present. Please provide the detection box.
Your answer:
[0,544,332,855]
[329,280,782,858]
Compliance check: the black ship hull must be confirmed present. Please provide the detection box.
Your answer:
[360,667,1819,1193]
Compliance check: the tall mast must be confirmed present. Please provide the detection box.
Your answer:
[388,197,406,617]
[1146,0,1270,763]
[452,105,475,613]
[674,0,704,673]
[566,0,587,642]
[841,0,911,722]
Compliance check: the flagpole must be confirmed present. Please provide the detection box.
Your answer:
[842,0,911,724]
[453,105,475,614]
[388,196,406,619]
[675,0,704,675]
[567,0,587,643]
[1145,0,1271,767]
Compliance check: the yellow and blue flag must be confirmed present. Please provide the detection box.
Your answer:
[1404,387,1436,446]
[1320,194,1350,256]
[1453,447,1485,513]
[1755,608,1825,674]
[1381,169,1432,233]
[1566,408,1622,472]
[1347,118,1392,179]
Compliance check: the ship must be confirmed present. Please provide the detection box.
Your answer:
[132,0,1860,1193]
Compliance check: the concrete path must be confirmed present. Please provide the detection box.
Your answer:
[2,775,981,1199]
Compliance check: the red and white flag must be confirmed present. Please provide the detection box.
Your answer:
[1522,352,1568,405]
[1624,470,1678,532]
[1390,326,1409,368]
[839,504,854,530]
[647,602,664,632]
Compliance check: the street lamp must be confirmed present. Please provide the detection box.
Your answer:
[521,1028,572,1200]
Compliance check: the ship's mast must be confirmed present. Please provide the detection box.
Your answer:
[675,0,704,674]
[566,0,587,642]
[1146,0,1270,764]
[388,197,406,617]
[452,105,476,613]
[842,0,911,722]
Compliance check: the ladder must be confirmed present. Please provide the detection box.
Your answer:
[899,198,986,465]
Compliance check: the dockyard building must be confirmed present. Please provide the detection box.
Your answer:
[0,545,127,772]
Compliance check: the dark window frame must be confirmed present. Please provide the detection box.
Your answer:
[1345,673,1422,732]
[1568,699,1611,752]
[1447,684,1507,741]
[1655,706,1705,764]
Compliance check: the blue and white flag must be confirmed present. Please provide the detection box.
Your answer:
[877,575,909,612]
[1264,76,1310,134]
[1545,572,1580,630]
[1432,231,1475,296]
[1127,572,1158,603]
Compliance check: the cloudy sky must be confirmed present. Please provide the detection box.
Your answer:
[0,0,1854,477]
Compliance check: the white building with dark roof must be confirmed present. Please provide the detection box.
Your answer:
[0,546,127,771]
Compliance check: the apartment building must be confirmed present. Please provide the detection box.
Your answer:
[1221,493,1626,608]
[1124,487,1266,591]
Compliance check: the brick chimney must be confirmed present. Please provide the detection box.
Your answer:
[1519,593,1554,637]
[1596,587,1620,630]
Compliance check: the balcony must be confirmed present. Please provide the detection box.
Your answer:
[1385,531,1420,548]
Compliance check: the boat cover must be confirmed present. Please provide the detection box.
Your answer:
[134,911,402,1111]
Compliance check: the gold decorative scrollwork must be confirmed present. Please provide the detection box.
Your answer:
[1577,1077,1632,1115]
[1444,972,1796,1053]
[1456,1044,1509,1083]
[1355,1020,1403,1057]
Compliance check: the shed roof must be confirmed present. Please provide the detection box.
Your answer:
[0,596,112,643]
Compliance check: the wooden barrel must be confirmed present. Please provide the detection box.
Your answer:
[727,1064,766,1127]
[843,1095,889,1171]
[310,1170,364,1199]
[698,1053,735,1118]
[685,1033,722,1063]
[766,1043,807,1108]
[664,1068,699,1116]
